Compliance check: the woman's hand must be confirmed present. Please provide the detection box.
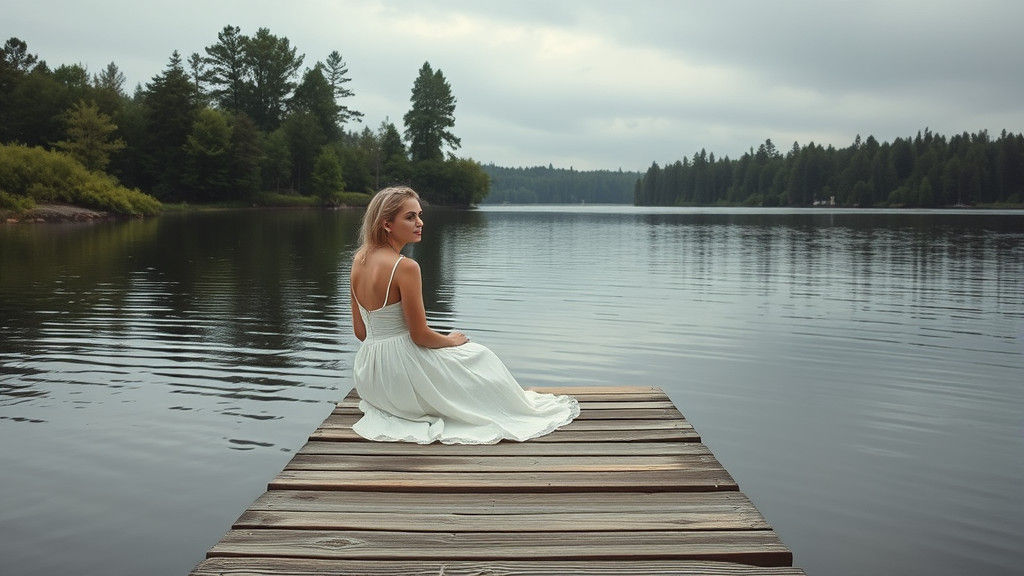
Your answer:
[447,330,469,346]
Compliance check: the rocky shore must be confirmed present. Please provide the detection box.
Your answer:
[3,204,112,224]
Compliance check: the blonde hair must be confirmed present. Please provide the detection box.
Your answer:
[356,186,420,261]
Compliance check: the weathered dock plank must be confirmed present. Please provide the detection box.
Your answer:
[193,557,806,576]
[269,468,737,492]
[297,440,710,456]
[190,386,804,575]
[283,453,714,472]
[234,501,771,532]
[310,426,701,442]
[206,528,791,565]
[332,406,688,420]
[249,489,755,514]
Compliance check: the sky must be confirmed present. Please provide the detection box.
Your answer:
[5,0,1023,171]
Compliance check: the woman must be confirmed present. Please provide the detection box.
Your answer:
[349,186,579,444]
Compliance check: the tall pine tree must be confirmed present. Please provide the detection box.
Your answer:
[403,62,460,162]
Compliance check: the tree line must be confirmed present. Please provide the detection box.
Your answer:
[636,130,1024,207]
[480,164,642,204]
[0,29,489,210]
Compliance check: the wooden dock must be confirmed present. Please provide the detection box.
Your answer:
[190,386,805,575]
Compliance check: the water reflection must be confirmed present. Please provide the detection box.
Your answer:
[1,206,1022,576]
[1,210,363,423]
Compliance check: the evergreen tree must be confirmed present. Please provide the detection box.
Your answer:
[324,50,362,124]
[1,38,41,143]
[55,100,125,171]
[186,52,208,104]
[91,61,127,116]
[203,25,249,112]
[1,37,38,73]
[228,112,261,199]
[142,51,199,198]
[280,111,324,193]
[261,129,291,191]
[183,107,232,201]
[379,120,409,185]
[292,64,339,140]
[244,27,303,131]
[403,62,460,162]
[311,146,345,201]
[337,144,374,194]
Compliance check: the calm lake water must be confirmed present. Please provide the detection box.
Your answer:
[1,205,1022,576]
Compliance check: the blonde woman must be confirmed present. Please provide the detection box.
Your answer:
[349,186,579,444]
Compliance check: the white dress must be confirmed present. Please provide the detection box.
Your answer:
[351,256,579,444]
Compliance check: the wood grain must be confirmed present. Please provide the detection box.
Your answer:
[296,439,711,456]
[193,557,806,575]
[233,505,769,532]
[310,427,700,443]
[269,468,738,492]
[322,412,692,428]
[188,386,800,575]
[207,528,792,566]
[249,490,759,514]
[333,407,687,422]
[283,454,719,473]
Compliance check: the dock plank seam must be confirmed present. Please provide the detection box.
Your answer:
[189,386,804,575]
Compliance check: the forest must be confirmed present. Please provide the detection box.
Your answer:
[5,28,1023,215]
[481,164,641,204]
[0,28,489,215]
[635,131,1024,207]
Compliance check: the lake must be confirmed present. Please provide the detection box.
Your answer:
[1,205,1022,575]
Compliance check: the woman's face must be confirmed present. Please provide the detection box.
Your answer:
[387,198,423,245]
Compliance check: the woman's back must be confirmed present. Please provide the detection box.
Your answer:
[351,250,404,311]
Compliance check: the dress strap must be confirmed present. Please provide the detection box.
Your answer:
[379,255,404,309]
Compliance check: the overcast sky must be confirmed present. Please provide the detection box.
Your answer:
[6,0,1023,171]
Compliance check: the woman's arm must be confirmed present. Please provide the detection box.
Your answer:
[350,291,367,341]
[350,261,366,341]
[396,258,468,348]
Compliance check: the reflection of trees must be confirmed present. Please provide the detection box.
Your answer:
[0,219,161,356]
[635,211,1024,307]
[130,210,362,362]
[0,210,363,401]
[405,207,485,328]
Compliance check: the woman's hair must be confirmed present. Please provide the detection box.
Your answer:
[356,186,420,260]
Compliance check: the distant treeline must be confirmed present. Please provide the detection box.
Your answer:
[636,130,1024,207]
[0,30,488,210]
[481,164,642,204]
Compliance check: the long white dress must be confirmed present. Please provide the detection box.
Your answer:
[351,256,579,444]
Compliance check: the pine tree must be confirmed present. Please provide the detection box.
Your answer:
[143,51,199,197]
[379,121,409,185]
[55,100,125,171]
[324,50,362,124]
[403,62,460,162]
[183,107,232,201]
[204,25,250,112]
[292,64,339,140]
[245,28,303,131]
[228,112,261,199]
[311,146,344,201]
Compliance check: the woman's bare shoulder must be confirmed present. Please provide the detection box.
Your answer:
[395,255,420,282]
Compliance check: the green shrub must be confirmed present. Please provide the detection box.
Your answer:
[335,192,371,207]
[0,188,36,212]
[253,191,320,207]
[0,144,161,216]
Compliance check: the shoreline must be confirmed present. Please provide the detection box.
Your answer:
[3,204,114,224]
[2,202,371,224]
[6,201,1021,225]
